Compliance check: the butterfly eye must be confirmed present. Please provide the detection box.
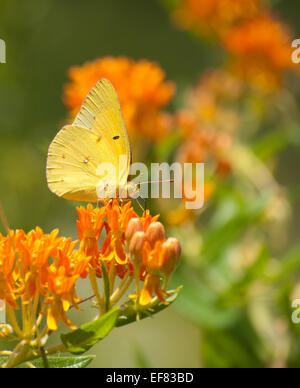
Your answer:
[113,136,120,140]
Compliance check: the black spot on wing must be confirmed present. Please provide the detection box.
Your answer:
[113,136,120,140]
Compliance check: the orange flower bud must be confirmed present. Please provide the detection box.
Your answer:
[146,222,166,248]
[125,218,144,242]
[160,238,182,277]
[129,232,147,268]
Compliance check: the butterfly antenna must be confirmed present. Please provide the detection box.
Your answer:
[139,179,175,185]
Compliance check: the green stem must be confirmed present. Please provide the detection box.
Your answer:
[6,304,23,339]
[5,343,66,369]
[111,274,134,306]
[40,346,49,369]
[3,342,30,369]
[110,270,130,301]
[89,269,105,316]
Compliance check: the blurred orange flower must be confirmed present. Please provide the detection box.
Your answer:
[171,2,296,90]
[223,14,295,90]
[173,0,261,37]
[175,71,236,176]
[177,119,232,176]
[164,70,238,226]
[177,70,243,142]
[64,57,176,143]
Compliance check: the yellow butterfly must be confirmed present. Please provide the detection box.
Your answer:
[47,79,137,202]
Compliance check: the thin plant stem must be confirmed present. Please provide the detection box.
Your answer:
[4,341,30,369]
[40,346,49,369]
[31,292,40,328]
[0,351,12,356]
[110,270,131,302]
[162,276,169,291]
[25,362,36,369]
[109,260,117,295]
[89,269,105,316]
[35,300,48,330]
[111,274,134,306]
[3,343,66,369]
[134,268,141,294]
[5,304,23,339]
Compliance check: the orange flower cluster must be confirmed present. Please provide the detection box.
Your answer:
[223,14,295,90]
[0,228,90,332]
[172,1,295,90]
[173,0,261,37]
[64,57,175,143]
[0,202,181,335]
[78,202,181,306]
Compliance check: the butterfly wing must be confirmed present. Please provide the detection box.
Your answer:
[73,78,131,185]
[47,79,131,202]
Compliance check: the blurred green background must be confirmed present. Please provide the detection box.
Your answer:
[1,0,300,368]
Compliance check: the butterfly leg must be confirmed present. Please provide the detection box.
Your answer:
[136,197,145,212]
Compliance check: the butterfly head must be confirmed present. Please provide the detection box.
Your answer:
[126,181,140,200]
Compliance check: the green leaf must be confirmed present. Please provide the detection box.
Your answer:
[272,243,300,281]
[219,244,270,304]
[21,356,95,369]
[61,308,120,355]
[172,270,238,329]
[252,128,290,161]
[201,198,266,263]
[116,286,183,327]
[0,356,94,369]
[201,313,266,368]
